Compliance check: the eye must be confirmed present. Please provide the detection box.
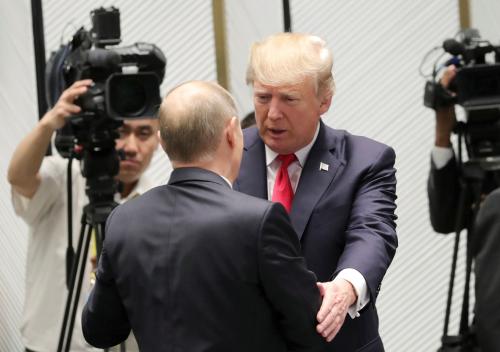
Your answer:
[136,127,154,140]
[117,127,130,139]
[285,96,298,102]
[255,94,270,103]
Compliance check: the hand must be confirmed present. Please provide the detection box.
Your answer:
[41,79,93,130]
[316,279,357,342]
[435,66,457,147]
[440,65,457,89]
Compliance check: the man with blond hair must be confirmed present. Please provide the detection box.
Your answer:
[235,32,398,351]
[82,81,326,352]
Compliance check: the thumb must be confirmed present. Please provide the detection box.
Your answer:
[317,282,326,296]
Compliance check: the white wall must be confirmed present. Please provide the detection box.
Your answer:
[2,1,500,351]
[470,0,500,45]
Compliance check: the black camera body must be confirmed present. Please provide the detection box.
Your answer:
[424,29,500,169]
[46,7,166,203]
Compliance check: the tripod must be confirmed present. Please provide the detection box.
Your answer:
[57,198,117,352]
[438,161,483,352]
[56,148,121,351]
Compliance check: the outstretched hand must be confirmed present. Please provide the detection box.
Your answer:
[316,279,357,342]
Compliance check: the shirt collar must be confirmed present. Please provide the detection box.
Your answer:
[265,122,320,167]
[219,175,233,188]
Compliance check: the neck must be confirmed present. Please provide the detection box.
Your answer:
[120,180,138,199]
[172,160,235,184]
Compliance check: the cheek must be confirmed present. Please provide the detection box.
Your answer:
[141,144,158,162]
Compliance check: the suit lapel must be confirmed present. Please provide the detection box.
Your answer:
[235,128,268,199]
[290,123,345,240]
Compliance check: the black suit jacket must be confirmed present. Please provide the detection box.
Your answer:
[235,123,398,352]
[428,154,500,352]
[428,156,462,234]
[82,167,325,352]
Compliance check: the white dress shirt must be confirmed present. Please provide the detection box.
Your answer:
[264,122,369,318]
[432,146,454,169]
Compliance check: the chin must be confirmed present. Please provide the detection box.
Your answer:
[117,174,139,185]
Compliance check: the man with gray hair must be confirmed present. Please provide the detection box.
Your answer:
[82,80,326,352]
[235,32,398,351]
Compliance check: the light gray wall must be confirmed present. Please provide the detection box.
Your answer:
[2,1,500,351]
[470,0,500,44]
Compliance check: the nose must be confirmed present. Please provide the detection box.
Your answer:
[268,98,283,121]
[119,133,138,157]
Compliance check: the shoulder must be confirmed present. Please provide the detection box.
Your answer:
[242,126,261,149]
[323,125,395,165]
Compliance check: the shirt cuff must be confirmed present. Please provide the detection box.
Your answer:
[334,269,369,319]
[431,146,454,169]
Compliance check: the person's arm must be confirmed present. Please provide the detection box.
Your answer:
[7,80,92,198]
[427,65,461,233]
[82,210,131,348]
[82,246,131,348]
[258,203,326,351]
[317,145,398,342]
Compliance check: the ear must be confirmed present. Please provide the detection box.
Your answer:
[319,91,333,115]
[225,116,240,148]
[158,130,167,152]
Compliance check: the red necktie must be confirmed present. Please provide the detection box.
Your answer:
[272,154,296,213]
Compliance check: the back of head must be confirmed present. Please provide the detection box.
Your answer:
[246,32,335,96]
[158,81,237,163]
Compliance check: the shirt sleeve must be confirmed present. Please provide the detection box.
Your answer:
[11,156,67,226]
[431,146,454,169]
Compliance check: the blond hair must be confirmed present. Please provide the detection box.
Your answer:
[246,32,335,96]
[158,81,238,163]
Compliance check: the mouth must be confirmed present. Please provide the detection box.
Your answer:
[120,159,140,168]
[267,128,287,137]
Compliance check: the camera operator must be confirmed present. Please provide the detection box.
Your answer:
[7,79,160,352]
[427,65,500,352]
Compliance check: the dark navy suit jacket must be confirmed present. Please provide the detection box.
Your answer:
[235,122,398,352]
[82,167,326,352]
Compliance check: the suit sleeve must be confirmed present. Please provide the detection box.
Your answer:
[336,146,398,303]
[258,203,326,352]
[82,210,131,348]
[427,156,461,234]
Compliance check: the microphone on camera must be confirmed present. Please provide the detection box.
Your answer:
[443,39,465,56]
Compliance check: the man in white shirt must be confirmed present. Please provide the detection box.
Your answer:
[427,65,500,352]
[7,79,160,352]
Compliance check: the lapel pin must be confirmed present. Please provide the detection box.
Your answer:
[319,162,329,172]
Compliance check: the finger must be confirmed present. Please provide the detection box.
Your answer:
[316,307,337,334]
[317,283,337,322]
[71,79,93,88]
[326,323,343,342]
[57,101,82,116]
[317,293,335,322]
[65,85,90,102]
[316,282,326,296]
[320,310,343,338]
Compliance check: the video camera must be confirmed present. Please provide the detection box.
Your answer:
[45,6,166,203]
[423,28,500,169]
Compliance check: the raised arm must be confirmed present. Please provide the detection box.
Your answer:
[7,80,92,198]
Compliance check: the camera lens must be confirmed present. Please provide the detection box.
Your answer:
[106,73,160,119]
[111,78,147,116]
